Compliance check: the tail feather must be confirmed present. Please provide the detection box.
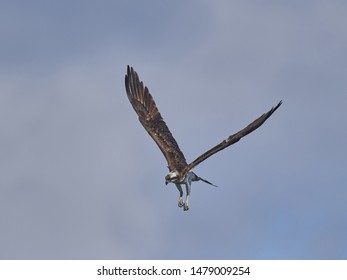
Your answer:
[196,176,219,188]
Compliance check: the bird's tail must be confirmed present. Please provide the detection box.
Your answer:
[194,175,219,187]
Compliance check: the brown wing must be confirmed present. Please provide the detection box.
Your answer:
[125,66,188,172]
[183,101,282,174]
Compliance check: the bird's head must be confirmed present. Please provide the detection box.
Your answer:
[165,171,179,185]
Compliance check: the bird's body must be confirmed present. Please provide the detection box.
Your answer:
[125,66,282,211]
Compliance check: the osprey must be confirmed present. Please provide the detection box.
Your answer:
[125,66,282,211]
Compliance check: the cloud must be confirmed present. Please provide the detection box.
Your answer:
[1,0,346,259]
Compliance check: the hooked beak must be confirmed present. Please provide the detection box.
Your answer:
[165,175,170,185]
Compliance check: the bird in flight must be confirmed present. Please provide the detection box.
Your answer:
[125,66,282,211]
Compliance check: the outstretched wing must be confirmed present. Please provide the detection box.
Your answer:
[125,66,188,172]
[184,101,282,173]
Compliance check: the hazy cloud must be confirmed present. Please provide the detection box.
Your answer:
[1,0,346,259]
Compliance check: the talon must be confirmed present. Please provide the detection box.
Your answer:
[178,197,184,207]
[183,203,189,211]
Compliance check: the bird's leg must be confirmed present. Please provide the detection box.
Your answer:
[183,181,191,211]
[175,183,184,208]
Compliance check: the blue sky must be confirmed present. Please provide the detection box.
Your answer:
[1,0,346,259]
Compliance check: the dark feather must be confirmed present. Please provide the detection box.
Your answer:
[125,66,188,172]
[183,101,282,174]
